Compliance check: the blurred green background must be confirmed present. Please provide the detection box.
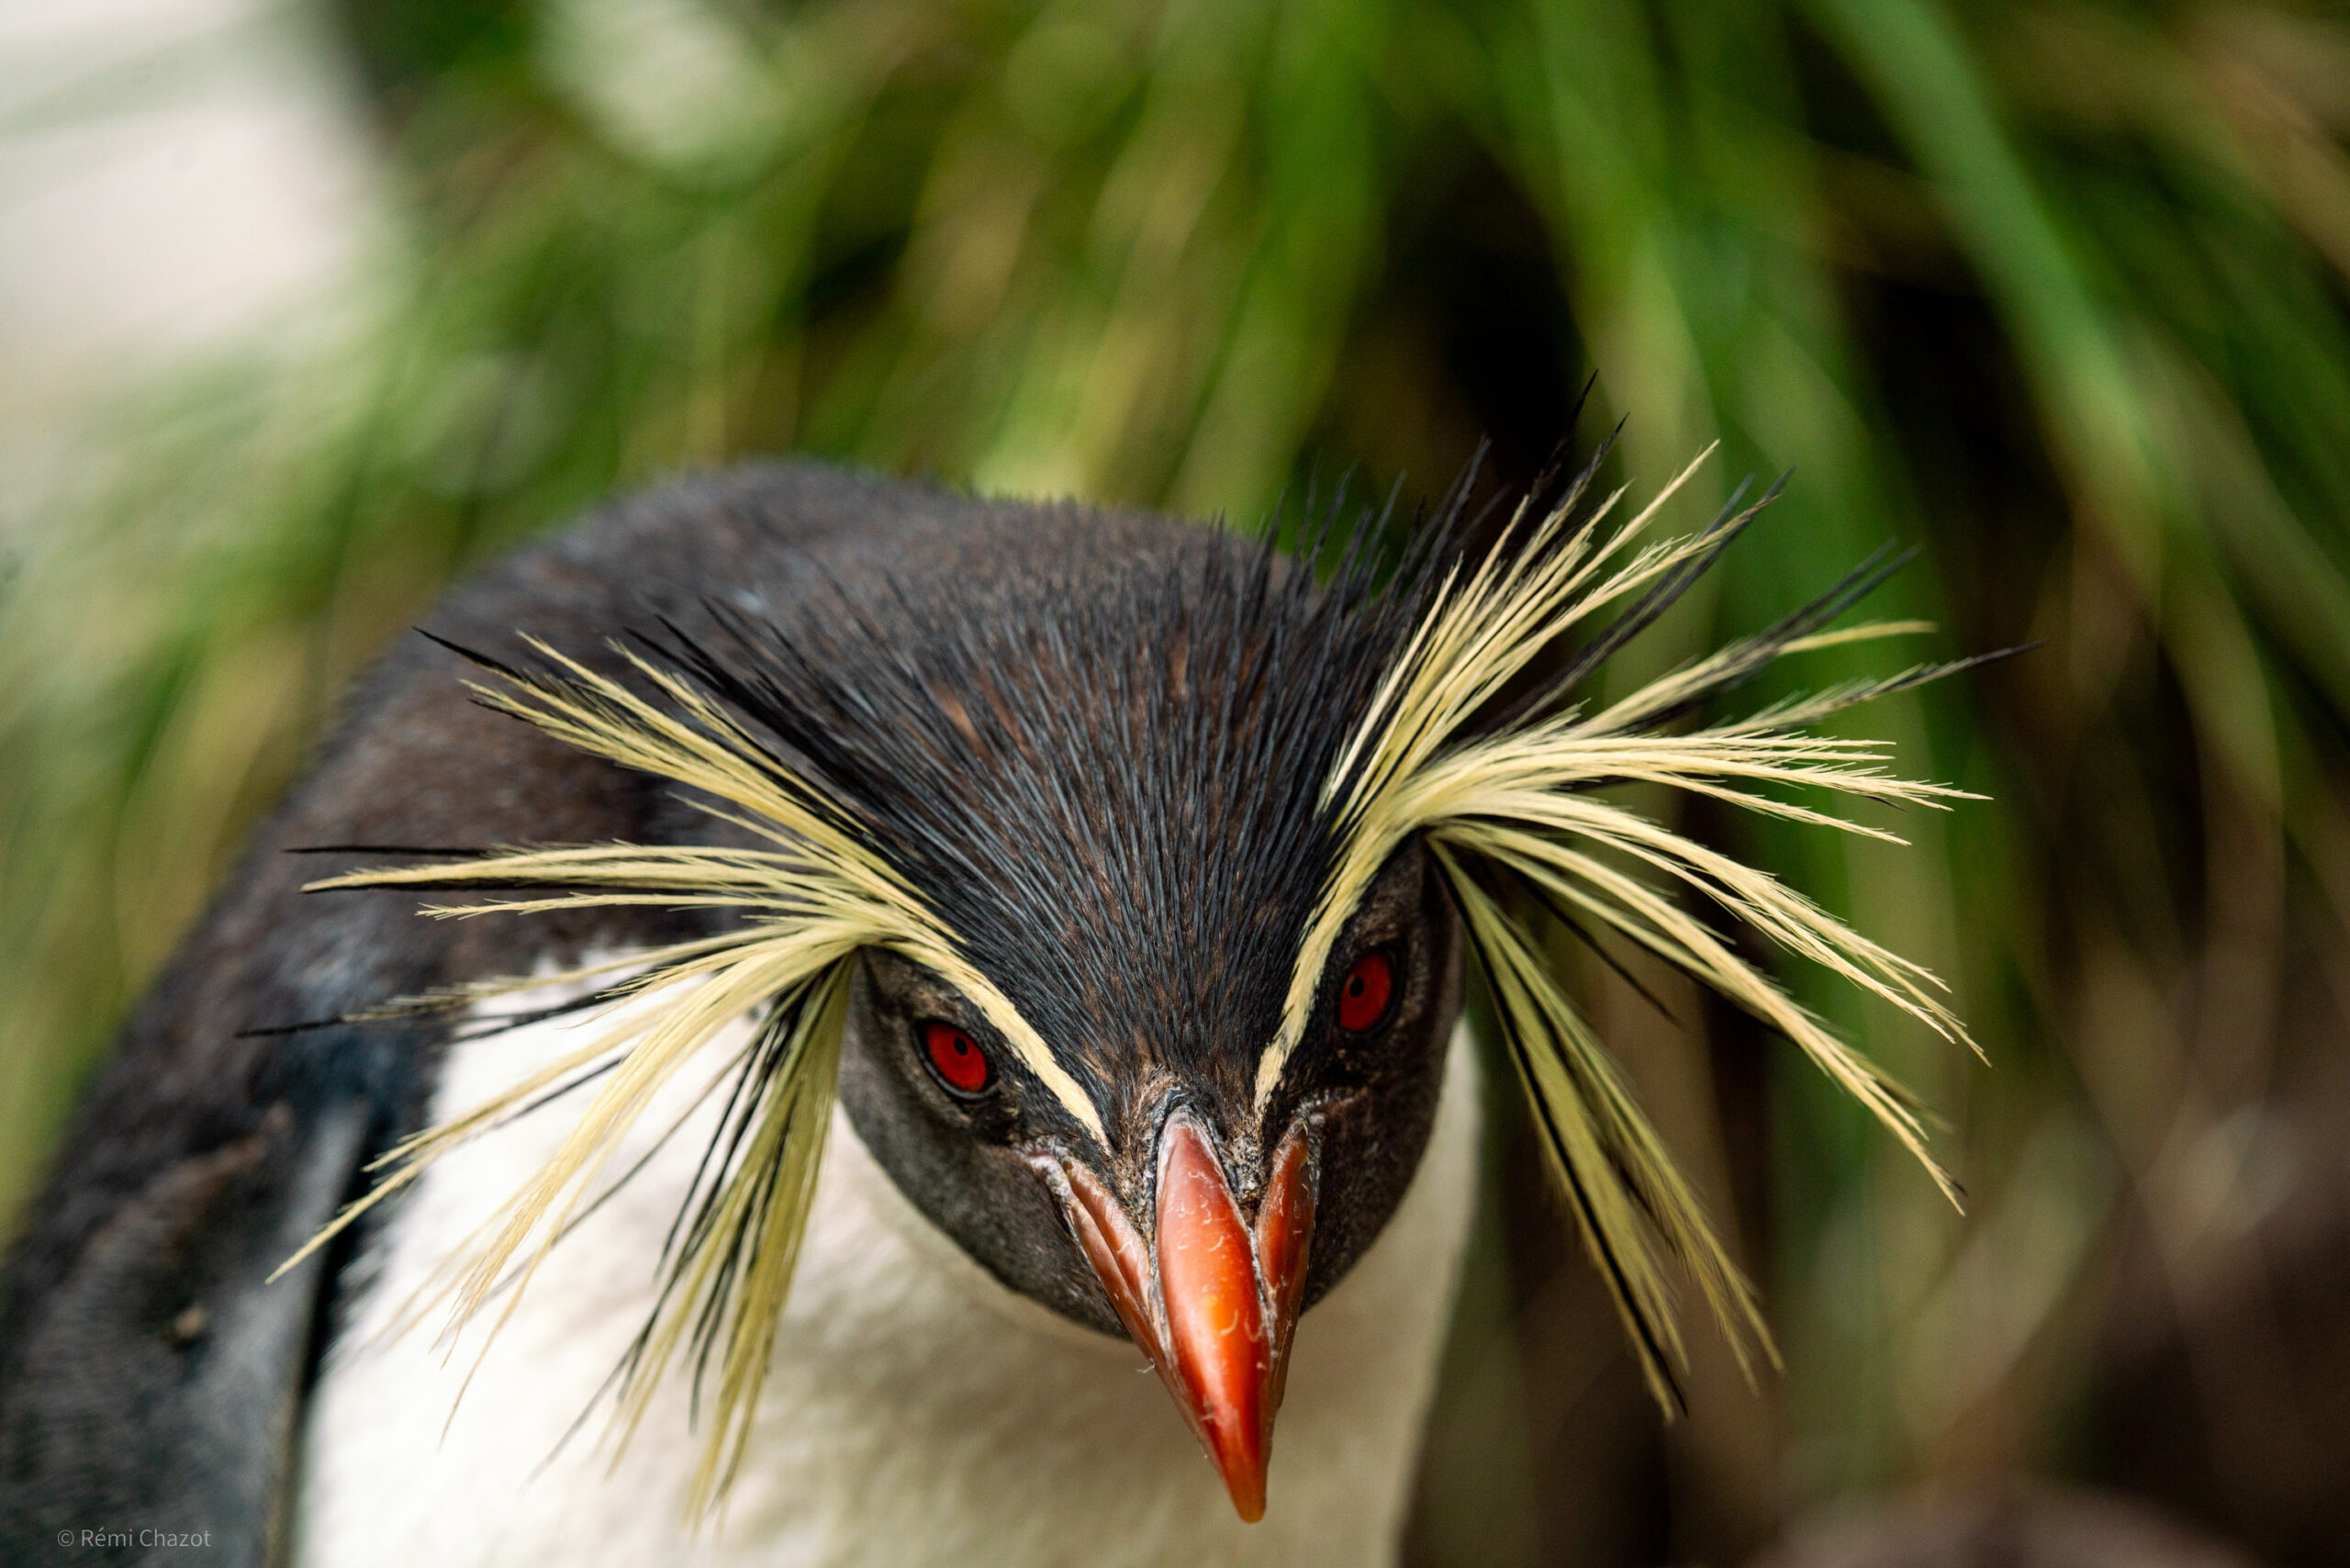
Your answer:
[3,0,2348,1562]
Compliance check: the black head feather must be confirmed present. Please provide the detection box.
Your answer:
[636,507,1438,1145]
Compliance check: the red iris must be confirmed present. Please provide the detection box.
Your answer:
[1337,949,1395,1033]
[922,1021,991,1095]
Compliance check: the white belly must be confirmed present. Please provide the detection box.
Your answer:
[293,968,1482,1568]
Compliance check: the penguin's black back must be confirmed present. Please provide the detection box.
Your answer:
[0,464,1206,1564]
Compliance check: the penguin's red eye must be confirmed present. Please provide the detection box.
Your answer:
[921,1021,991,1096]
[1337,949,1396,1033]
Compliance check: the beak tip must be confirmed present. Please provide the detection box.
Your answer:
[1203,1423,1270,1522]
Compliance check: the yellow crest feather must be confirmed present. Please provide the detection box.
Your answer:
[1258,446,1984,1403]
[282,640,1096,1518]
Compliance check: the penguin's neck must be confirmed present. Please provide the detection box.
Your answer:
[294,964,1483,1568]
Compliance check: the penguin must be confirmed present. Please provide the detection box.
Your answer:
[0,442,1983,1565]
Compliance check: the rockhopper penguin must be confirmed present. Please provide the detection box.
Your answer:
[0,435,1985,1565]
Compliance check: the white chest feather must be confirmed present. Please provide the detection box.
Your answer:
[293,970,1482,1568]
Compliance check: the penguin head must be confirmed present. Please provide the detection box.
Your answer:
[679,521,1471,1520]
[305,442,1981,1521]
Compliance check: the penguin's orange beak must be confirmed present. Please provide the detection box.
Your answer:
[1039,1113,1318,1522]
